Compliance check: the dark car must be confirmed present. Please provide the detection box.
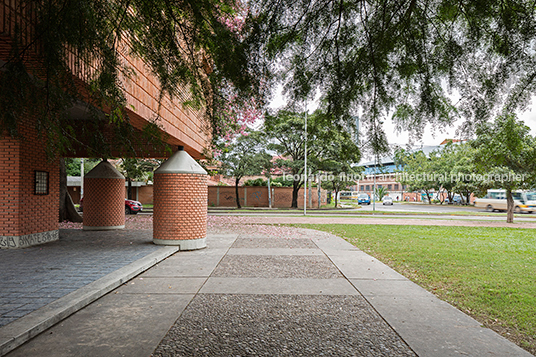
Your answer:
[79,198,143,215]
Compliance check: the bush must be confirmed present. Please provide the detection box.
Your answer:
[244,178,267,186]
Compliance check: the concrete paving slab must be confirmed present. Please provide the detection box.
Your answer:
[348,280,533,357]
[6,294,194,357]
[115,277,207,295]
[142,254,224,277]
[351,278,438,297]
[199,277,358,295]
[226,247,323,256]
[154,294,416,356]
[310,233,361,251]
[211,255,343,278]
[204,234,238,249]
[231,237,317,248]
[328,251,407,280]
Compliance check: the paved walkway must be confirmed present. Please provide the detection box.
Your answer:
[211,215,536,228]
[1,225,532,356]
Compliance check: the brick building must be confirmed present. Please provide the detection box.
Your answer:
[1,3,209,248]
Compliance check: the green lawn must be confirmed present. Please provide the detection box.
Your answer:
[296,224,536,353]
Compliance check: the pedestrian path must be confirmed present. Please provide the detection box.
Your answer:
[2,227,532,356]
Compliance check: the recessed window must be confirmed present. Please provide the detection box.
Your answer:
[35,171,49,195]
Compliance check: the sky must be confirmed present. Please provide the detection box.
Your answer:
[268,85,536,149]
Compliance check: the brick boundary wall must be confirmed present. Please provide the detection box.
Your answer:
[208,186,327,208]
[153,173,207,249]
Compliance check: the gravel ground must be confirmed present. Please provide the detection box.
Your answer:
[211,255,343,279]
[152,294,416,357]
[232,237,317,249]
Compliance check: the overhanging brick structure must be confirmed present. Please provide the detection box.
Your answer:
[0,3,210,248]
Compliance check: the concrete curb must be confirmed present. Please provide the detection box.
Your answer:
[0,246,179,356]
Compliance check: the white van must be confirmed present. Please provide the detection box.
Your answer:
[339,191,360,200]
[474,189,536,213]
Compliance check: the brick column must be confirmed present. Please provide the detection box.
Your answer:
[0,129,60,249]
[83,160,125,230]
[153,146,207,250]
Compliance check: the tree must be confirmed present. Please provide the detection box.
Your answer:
[251,0,536,156]
[395,149,440,204]
[1,0,262,159]
[318,129,362,209]
[219,132,271,208]
[264,110,360,208]
[438,142,480,205]
[471,114,536,223]
[118,159,160,200]
[375,186,389,201]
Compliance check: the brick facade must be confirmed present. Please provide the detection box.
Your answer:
[0,118,60,249]
[153,174,207,245]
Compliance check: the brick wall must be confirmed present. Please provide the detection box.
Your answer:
[208,186,327,208]
[153,173,207,241]
[0,119,59,238]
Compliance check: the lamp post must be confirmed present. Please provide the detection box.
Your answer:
[303,104,307,216]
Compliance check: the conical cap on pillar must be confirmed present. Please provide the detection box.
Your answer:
[86,160,125,179]
[154,147,207,175]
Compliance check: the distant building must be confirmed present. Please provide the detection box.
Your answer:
[353,140,461,201]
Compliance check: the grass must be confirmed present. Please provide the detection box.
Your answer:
[295,223,536,353]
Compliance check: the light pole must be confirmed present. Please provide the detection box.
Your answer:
[80,158,84,199]
[303,104,307,216]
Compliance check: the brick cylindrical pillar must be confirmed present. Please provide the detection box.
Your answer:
[153,146,207,250]
[83,160,125,230]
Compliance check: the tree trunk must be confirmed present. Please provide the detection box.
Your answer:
[127,177,132,199]
[59,159,83,223]
[317,175,321,208]
[59,159,67,222]
[65,191,83,223]
[235,178,241,209]
[334,189,339,209]
[291,181,300,208]
[506,189,514,223]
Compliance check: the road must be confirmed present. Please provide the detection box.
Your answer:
[355,202,479,214]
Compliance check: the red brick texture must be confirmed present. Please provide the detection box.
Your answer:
[153,174,207,241]
[83,177,125,228]
[0,121,59,238]
[207,186,327,208]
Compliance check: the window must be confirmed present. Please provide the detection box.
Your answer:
[388,184,392,190]
[34,171,49,195]
[378,184,382,188]
[365,185,370,191]
[394,184,399,190]
[360,185,364,191]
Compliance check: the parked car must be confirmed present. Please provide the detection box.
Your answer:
[445,194,462,204]
[382,196,393,205]
[79,198,143,215]
[357,193,371,205]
